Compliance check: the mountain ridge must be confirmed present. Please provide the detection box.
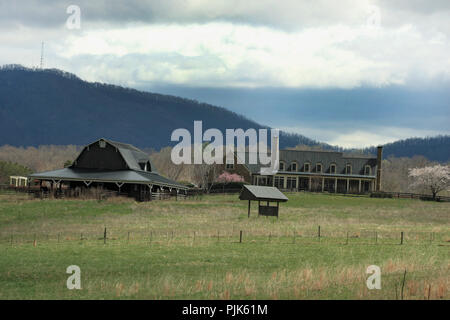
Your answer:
[0,64,448,162]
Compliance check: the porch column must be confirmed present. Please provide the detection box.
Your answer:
[296,176,299,191]
[346,179,349,193]
[321,177,325,192]
[358,180,362,193]
[308,177,312,191]
[283,176,287,189]
[334,178,337,193]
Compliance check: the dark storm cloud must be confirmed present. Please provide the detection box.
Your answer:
[140,84,450,133]
[3,0,449,31]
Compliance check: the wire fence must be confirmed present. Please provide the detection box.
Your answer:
[2,184,450,202]
[2,227,449,247]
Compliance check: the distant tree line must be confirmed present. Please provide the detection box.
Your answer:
[0,161,32,184]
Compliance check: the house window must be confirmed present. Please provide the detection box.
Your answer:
[291,162,297,172]
[99,140,106,148]
[226,163,234,170]
[330,164,336,174]
[316,163,322,173]
[346,164,352,175]
[257,176,268,186]
[304,163,310,172]
[274,176,285,189]
[364,165,371,175]
[279,161,285,171]
[287,177,297,189]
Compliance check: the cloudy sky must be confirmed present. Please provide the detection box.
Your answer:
[1,0,449,147]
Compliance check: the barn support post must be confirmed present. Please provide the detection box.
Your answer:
[148,184,153,201]
[248,200,251,218]
[277,201,279,219]
[115,182,124,195]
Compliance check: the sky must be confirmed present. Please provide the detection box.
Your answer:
[1,0,449,148]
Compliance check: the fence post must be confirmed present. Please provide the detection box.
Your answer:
[293,230,296,244]
[58,233,60,243]
[150,231,152,244]
[346,231,349,245]
[269,232,271,242]
[318,226,321,242]
[401,269,407,300]
[375,231,377,244]
[127,231,130,243]
[104,227,107,244]
[400,232,404,245]
[240,230,243,243]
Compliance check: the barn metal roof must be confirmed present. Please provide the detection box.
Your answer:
[29,168,188,189]
[239,185,288,202]
[76,138,156,172]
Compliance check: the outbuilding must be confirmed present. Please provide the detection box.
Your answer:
[28,138,188,201]
[239,185,288,218]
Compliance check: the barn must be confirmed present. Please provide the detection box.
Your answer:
[28,138,188,201]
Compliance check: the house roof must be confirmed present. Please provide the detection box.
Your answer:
[238,149,377,177]
[239,185,288,202]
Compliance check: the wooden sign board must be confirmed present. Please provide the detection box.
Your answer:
[258,205,278,218]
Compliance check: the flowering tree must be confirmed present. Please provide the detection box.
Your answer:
[408,165,450,199]
[216,171,244,183]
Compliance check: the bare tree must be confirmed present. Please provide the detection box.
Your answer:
[150,146,189,181]
[193,163,218,192]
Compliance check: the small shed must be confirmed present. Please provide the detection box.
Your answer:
[239,185,288,218]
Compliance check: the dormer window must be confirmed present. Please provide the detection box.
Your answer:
[330,164,336,174]
[364,165,371,175]
[99,140,106,148]
[291,162,297,172]
[345,164,352,175]
[279,161,285,171]
[304,162,310,172]
[316,163,322,173]
[140,161,152,171]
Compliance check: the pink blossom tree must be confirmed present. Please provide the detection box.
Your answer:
[216,171,244,183]
[408,164,450,199]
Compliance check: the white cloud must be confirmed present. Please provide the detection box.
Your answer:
[1,1,450,88]
[24,19,444,88]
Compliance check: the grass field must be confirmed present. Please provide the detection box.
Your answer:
[0,192,448,300]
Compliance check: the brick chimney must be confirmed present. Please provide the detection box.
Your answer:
[376,146,383,191]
